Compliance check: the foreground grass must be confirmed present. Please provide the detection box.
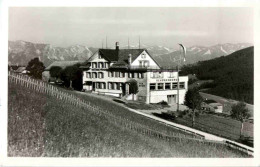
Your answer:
[57,87,193,138]
[8,82,250,157]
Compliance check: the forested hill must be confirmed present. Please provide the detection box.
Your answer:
[180,46,254,104]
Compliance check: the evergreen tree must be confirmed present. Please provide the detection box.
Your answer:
[26,58,45,79]
[184,87,203,127]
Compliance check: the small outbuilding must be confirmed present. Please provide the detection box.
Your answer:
[14,66,29,74]
[201,99,223,113]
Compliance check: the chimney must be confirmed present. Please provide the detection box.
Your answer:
[115,42,119,50]
[128,54,132,64]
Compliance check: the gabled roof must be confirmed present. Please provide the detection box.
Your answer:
[117,49,144,63]
[204,99,218,104]
[15,67,27,73]
[85,48,181,69]
[98,49,145,64]
[45,61,84,71]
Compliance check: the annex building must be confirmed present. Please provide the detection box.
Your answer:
[80,42,188,104]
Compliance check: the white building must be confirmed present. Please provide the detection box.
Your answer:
[80,42,188,104]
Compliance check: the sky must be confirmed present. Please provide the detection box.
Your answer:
[9,7,254,48]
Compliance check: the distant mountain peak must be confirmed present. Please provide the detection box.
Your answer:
[8,40,93,66]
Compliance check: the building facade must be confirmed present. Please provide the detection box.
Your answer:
[81,42,188,104]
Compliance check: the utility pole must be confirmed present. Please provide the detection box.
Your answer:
[128,37,130,49]
[177,47,180,112]
[175,44,186,112]
[106,36,107,49]
[139,36,140,49]
[102,39,103,49]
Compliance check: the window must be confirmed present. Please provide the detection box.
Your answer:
[137,73,144,79]
[108,82,113,89]
[92,62,97,68]
[150,83,156,90]
[139,61,142,67]
[116,83,120,90]
[98,54,102,59]
[108,71,114,77]
[98,72,104,78]
[96,82,100,89]
[144,61,149,67]
[169,72,176,78]
[132,73,135,78]
[115,72,119,78]
[109,71,114,77]
[139,60,149,67]
[180,82,185,89]
[151,72,163,78]
[140,73,144,78]
[98,82,105,89]
[141,53,146,58]
[158,72,163,78]
[128,72,133,78]
[92,72,97,78]
[98,62,104,68]
[158,83,164,90]
[165,83,171,90]
[172,83,177,89]
[86,72,91,78]
[120,72,125,78]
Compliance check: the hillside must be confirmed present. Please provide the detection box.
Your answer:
[180,46,254,104]
[8,76,249,157]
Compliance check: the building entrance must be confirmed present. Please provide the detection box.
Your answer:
[167,95,176,105]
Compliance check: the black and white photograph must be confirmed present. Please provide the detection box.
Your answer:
[1,0,260,165]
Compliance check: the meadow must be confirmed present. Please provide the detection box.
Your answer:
[8,81,250,157]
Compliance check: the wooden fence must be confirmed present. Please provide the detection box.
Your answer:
[8,72,254,156]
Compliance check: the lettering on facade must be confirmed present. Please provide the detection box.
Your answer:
[138,83,145,87]
[155,78,178,82]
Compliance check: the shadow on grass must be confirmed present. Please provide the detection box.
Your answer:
[152,112,176,121]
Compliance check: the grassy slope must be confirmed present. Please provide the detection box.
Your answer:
[8,82,249,157]
[48,86,194,138]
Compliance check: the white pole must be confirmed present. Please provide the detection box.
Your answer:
[177,51,180,112]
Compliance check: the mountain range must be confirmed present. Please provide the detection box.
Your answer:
[8,40,94,67]
[8,40,252,67]
[152,43,253,67]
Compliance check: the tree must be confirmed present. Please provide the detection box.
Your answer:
[50,66,62,81]
[230,102,250,138]
[26,58,45,79]
[60,64,82,90]
[184,87,203,127]
[128,79,138,100]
